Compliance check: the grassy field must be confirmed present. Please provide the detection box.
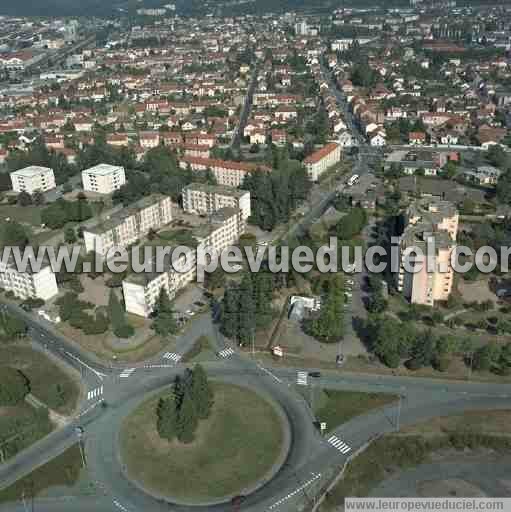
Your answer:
[181,336,217,363]
[0,444,84,504]
[1,344,81,415]
[120,382,285,504]
[312,390,397,433]
[319,410,511,511]
[0,403,53,461]
[0,205,43,226]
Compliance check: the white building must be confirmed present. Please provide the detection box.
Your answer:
[10,166,56,194]
[82,163,126,195]
[0,259,58,301]
[123,207,245,317]
[303,143,341,181]
[83,195,172,257]
[182,183,251,221]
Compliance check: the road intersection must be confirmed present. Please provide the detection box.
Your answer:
[1,300,511,512]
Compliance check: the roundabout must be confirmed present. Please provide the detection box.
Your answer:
[119,381,289,505]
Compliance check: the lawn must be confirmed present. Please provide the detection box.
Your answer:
[181,336,217,363]
[120,382,285,504]
[319,410,511,511]
[0,444,84,504]
[1,343,81,415]
[312,390,397,433]
[0,403,53,461]
[0,205,43,226]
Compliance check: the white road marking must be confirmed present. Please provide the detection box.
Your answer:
[113,499,129,511]
[257,363,283,384]
[268,472,321,510]
[218,347,235,358]
[87,386,103,400]
[64,351,106,381]
[162,352,181,362]
[297,371,308,386]
[119,368,136,378]
[327,435,351,454]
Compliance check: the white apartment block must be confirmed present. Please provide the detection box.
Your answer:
[303,143,341,181]
[179,156,269,188]
[123,207,245,317]
[0,261,58,301]
[396,200,458,307]
[10,166,56,194]
[83,195,172,257]
[82,163,126,194]
[182,183,251,221]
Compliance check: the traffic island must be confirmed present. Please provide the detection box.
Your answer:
[120,381,288,505]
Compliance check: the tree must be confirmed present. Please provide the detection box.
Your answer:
[108,289,133,338]
[191,364,214,420]
[0,367,30,406]
[156,397,178,441]
[64,227,77,244]
[0,221,29,249]
[152,288,178,337]
[176,391,198,444]
[473,343,501,372]
[306,274,345,343]
[32,190,45,206]
[17,191,32,206]
[1,313,27,338]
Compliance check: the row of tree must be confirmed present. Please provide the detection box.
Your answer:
[156,365,214,444]
[220,272,274,345]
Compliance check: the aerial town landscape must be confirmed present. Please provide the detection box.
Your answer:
[0,0,511,511]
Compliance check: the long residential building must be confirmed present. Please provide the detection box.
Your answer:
[10,166,56,194]
[123,207,245,317]
[396,200,458,307]
[179,156,269,187]
[83,195,173,257]
[182,183,251,221]
[82,163,126,194]
[303,143,341,181]
[0,258,58,301]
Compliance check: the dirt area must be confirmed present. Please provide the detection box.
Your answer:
[79,274,110,306]
[458,279,496,304]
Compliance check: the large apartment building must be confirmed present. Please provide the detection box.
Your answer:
[82,163,126,194]
[303,143,341,181]
[83,195,172,256]
[0,259,58,301]
[123,207,245,317]
[10,166,56,194]
[179,156,269,187]
[396,200,458,306]
[182,183,251,221]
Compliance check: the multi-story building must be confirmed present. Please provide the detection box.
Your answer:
[81,163,126,194]
[0,259,58,300]
[182,183,251,221]
[10,166,56,194]
[396,200,458,306]
[303,143,341,181]
[123,207,245,317]
[179,156,269,187]
[83,195,172,256]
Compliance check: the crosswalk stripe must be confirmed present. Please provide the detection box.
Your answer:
[218,348,235,358]
[327,435,352,454]
[87,385,104,400]
[163,352,181,362]
[120,368,136,378]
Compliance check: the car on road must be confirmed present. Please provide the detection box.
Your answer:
[308,371,321,378]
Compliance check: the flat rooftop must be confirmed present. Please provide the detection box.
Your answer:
[183,183,248,198]
[82,163,124,176]
[10,165,53,177]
